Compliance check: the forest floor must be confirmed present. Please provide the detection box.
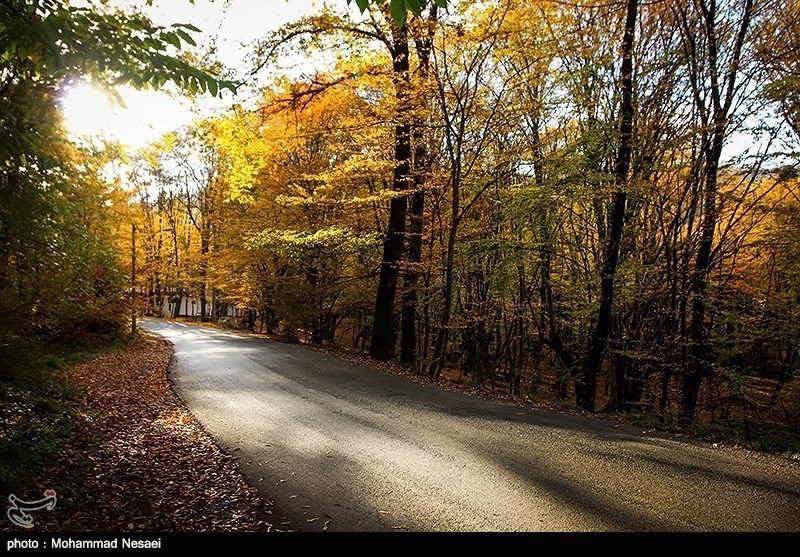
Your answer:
[176,317,800,461]
[0,334,275,532]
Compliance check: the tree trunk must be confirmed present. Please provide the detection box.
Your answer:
[428,181,458,377]
[155,213,163,314]
[400,7,436,368]
[199,233,209,322]
[679,0,754,426]
[370,23,412,361]
[400,183,423,366]
[681,133,723,424]
[580,0,638,412]
[199,185,211,322]
[172,290,183,319]
[400,23,436,366]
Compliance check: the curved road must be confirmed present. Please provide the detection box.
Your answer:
[143,319,800,531]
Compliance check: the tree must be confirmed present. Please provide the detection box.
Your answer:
[254,3,443,360]
[369,12,413,360]
[348,0,447,27]
[578,0,639,412]
[675,0,757,425]
[0,0,234,363]
[757,1,800,140]
[400,6,437,366]
[425,1,519,376]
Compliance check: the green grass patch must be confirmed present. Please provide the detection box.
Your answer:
[0,333,134,496]
[624,410,800,459]
[690,420,800,459]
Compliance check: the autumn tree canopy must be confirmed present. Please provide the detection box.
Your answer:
[5,0,800,434]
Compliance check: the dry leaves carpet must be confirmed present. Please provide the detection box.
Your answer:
[28,335,274,531]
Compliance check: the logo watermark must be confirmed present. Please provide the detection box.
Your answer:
[7,489,57,528]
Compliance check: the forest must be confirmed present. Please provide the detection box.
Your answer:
[4,0,800,449]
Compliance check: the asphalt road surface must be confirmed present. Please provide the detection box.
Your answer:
[143,319,800,531]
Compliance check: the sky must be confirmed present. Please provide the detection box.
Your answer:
[62,0,329,148]
[59,0,783,162]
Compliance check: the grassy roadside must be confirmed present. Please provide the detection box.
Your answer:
[0,336,131,496]
[1,333,275,532]
[623,411,800,460]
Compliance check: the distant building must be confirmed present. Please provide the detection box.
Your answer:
[160,295,236,319]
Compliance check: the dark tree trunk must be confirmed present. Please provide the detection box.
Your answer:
[155,213,163,314]
[172,290,183,319]
[681,134,723,424]
[428,200,458,377]
[199,233,209,322]
[199,185,212,322]
[307,266,324,344]
[370,23,412,361]
[679,0,754,426]
[400,183,423,366]
[530,110,576,394]
[400,7,436,368]
[580,0,638,412]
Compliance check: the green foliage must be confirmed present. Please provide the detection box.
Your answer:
[0,0,236,160]
[347,0,447,26]
[1,1,236,364]
[0,135,128,354]
[245,226,382,342]
[690,420,800,459]
[765,76,800,139]
[248,226,381,262]
[0,1,235,92]
[0,384,74,494]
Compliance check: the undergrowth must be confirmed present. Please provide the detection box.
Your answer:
[0,334,133,495]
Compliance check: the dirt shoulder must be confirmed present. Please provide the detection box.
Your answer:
[21,334,274,532]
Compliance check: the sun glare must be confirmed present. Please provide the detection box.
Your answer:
[61,83,115,139]
[60,82,192,149]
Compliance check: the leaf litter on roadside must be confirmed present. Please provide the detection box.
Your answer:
[25,335,279,532]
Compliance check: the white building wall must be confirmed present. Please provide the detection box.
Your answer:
[161,296,235,318]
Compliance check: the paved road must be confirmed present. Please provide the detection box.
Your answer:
[143,319,800,531]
